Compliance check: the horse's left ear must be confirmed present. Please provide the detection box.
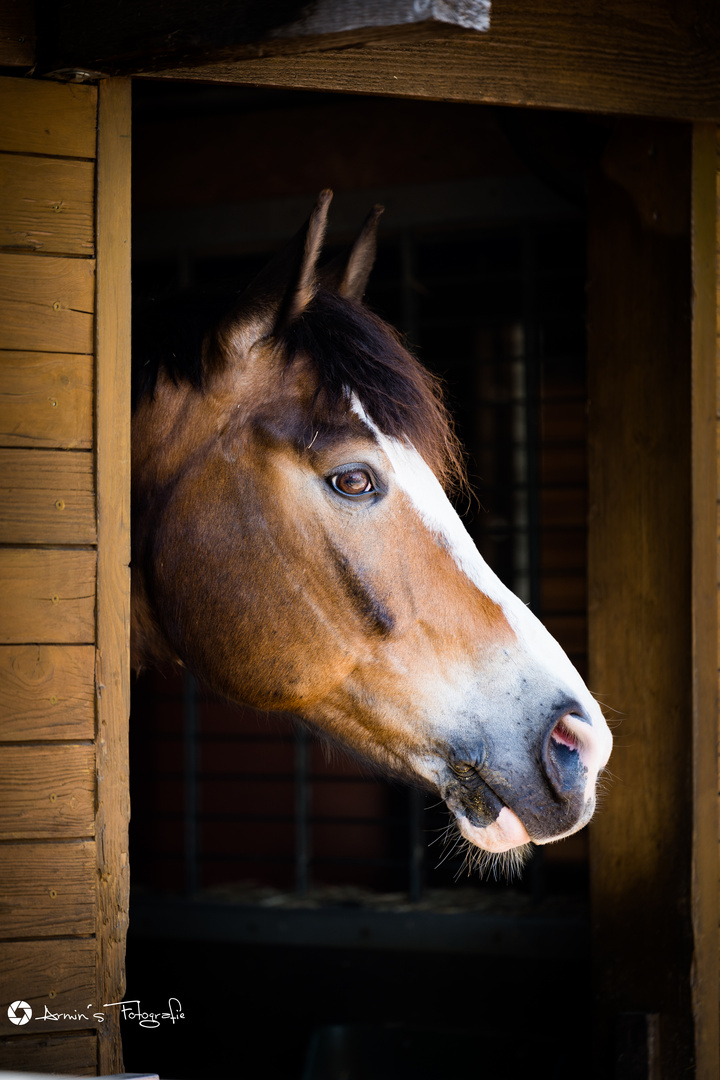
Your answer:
[222,189,333,343]
[321,204,384,302]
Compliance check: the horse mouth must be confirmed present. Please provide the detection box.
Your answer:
[443,764,530,852]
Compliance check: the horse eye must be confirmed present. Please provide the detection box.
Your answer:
[330,468,375,498]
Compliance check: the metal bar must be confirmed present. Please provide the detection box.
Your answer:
[183,670,199,897]
[295,725,311,895]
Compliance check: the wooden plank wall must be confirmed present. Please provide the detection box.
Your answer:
[0,76,130,1075]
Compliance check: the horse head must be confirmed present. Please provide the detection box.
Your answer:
[132,190,612,870]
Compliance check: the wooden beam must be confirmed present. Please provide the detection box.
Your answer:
[587,118,695,1077]
[144,0,720,123]
[35,0,488,78]
[689,120,720,1080]
[94,76,131,1077]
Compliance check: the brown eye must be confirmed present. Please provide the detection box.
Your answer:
[331,468,375,498]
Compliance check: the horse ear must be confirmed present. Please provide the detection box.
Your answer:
[321,204,384,301]
[231,187,332,334]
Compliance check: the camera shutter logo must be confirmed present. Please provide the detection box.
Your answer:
[8,1001,32,1026]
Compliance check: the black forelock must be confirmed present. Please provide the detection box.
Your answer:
[133,284,465,493]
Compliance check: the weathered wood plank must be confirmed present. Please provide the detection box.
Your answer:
[0,549,96,645]
[0,352,93,449]
[36,0,489,76]
[0,1033,97,1076]
[0,154,94,256]
[0,2,35,68]
[0,939,96,1033]
[689,121,720,1080]
[94,77,132,1076]
[152,1,720,123]
[0,76,96,157]
[0,840,96,937]
[0,254,95,354]
[0,744,95,839]
[0,644,94,740]
[587,119,694,1077]
[0,448,95,545]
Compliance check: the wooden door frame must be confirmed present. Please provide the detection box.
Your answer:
[123,73,717,1077]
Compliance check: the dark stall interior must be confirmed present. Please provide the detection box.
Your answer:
[126,81,606,1080]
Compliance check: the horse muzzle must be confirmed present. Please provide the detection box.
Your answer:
[440,701,611,854]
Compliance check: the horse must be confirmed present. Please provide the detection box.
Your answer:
[131,189,612,872]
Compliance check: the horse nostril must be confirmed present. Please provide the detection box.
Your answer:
[551,717,581,752]
[544,714,586,799]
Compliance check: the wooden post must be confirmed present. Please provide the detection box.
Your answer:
[689,121,720,1080]
[94,76,131,1075]
[587,119,696,1077]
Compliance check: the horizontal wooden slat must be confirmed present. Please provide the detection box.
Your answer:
[0,744,95,839]
[0,77,96,158]
[0,840,96,937]
[0,351,93,449]
[0,154,94,256]
[0,254,95,353]
[0,549,96,645]
[0,645,94,741]
[0,448,96,544]
[0,939,96,1032]
[0,1033,97,1076]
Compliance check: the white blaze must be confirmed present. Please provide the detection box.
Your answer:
[352,397,613,780]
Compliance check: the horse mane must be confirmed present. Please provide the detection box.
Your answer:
[133,205,467,497]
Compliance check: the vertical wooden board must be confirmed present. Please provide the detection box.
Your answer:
[0,155,94,255]
[689,121,720,1080]
[0,77,96,158]
[0,939,96,1031]
[0,744,95,838]
[0,644,95,740]
[94,77,132,1076]
[0,548,96,645]
[0,1033,97,1076]
[0,352,93,450]
[587,120,695,1077]
[0,448,96,544]
[0,841,96,938]
[0,254,95,354]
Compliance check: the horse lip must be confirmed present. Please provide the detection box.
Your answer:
[446,762,508,828]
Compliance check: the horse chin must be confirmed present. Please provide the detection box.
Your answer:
[455,805,532,854]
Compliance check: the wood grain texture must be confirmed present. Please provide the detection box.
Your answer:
[0,154,94,256]
[0,254,95,354]
[0,352,93,449]
[94,77,131,1077]
[587,120,695,1077]
[0,448,95,545]
[0,939,96,1032]
[35,0,488,76]
[151,1,720,122]
[0,744,95,839]
[0,2,36,68]
[0,840,96,938]
[0,548,96,645]
[0,76,96,157]
[0,644,94,740]
[0,1033,97,1075]
[689,121,720,1080]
